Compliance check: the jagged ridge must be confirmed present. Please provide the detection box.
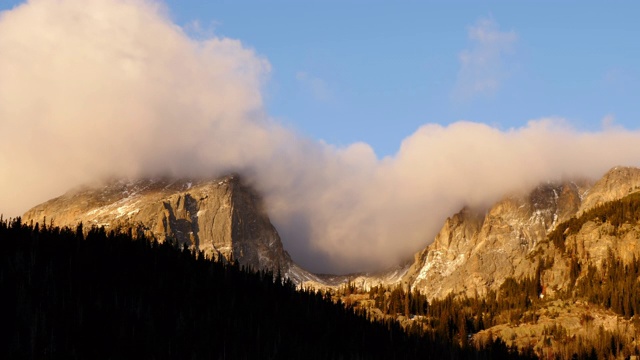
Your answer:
[403,166,640,300]
[22,175,321,284]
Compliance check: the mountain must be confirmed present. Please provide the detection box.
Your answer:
[377,166,640,356]
[19,165,640,358]
[403,166,640,300]
[21,175,321,284]
[578,165,640,215]
[22,166,640,296]
[402,181,588,299]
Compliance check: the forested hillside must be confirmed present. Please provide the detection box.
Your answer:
[336,191,640,359]
[0,217,530,359]
[7,190,640,359]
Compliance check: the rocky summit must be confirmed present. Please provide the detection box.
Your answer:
[402,166,640,300]
[402,181,589,299]
[21,175,320,284]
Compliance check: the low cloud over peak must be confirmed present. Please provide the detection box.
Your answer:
[1,1,639,273]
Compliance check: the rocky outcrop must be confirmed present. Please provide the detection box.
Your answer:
[473,299,636,356]
[22,176,316,282]
[578,166,640,215]
[403,183,587,299]
[404,166,640,300]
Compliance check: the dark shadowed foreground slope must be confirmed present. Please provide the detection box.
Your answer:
[0,218,534,359]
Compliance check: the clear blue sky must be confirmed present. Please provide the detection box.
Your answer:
[3,1,639,157]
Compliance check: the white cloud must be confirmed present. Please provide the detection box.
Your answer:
[453,17,517,100]
[296,71,331,101]
[262,119,640,272]
[183,18,222,41]
[0,0,272,214]
[1,1,640,274]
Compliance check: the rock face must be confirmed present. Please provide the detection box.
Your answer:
[578,166,640,215]
[22,175,318,283]
[403,183,585,299]
[404,167,640,300]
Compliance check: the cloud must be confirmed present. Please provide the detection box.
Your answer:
[453,17,517,100]
[262,119,640,272]
[0,0,272,212]
[296,71,331,101]
[1,1,640,274]
[183,19,223,41]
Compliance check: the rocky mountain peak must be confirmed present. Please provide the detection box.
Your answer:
[22,176,316,281]
[578,166,640,215]
[402,166,640,301]
[404,181,584,299]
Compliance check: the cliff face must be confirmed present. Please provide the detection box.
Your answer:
[537,168,640,296]
[578,166,640,215]
[405,167,640,300]
[404,182,586,299]
[22,176,299,277]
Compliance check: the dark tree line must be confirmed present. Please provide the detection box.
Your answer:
[359,278,541,357]
[422,267,640,359]
[368,284,429,317]
[424,269,543,345]
[573,251,640,319]
[0,217,533,359]
[368,248,640,360]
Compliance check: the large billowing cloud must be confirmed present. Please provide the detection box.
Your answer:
[0,0,273,205]
[1,0,639,273]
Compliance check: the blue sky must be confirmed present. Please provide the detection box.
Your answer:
[163,1,640,157]
[3,1,639,157]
